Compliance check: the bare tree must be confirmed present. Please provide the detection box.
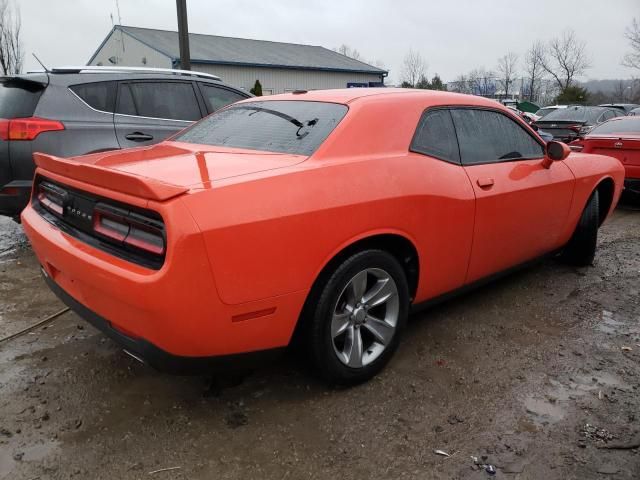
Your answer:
[496,52,518,98]
[524,41,545,102]
[612,80,630,102]
[335,44,362,61]
[540,29,590,91]
[449,74,470,93]
[401,49,427,88]
[623,18,640,70]
[0,0,22,75]
[468,68,495,96]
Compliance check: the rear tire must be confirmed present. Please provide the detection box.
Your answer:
[305,250,409,386]
[560,190,599,266]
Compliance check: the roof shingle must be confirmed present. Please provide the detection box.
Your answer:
[115,25,386,75]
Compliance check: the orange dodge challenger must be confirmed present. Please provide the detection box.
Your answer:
[22,89,624,385]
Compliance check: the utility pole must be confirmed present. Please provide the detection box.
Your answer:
[176,0,191,70]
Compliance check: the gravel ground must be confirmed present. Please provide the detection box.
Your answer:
[0,203,639,480]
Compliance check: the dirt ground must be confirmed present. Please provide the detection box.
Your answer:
[0,202,639,480]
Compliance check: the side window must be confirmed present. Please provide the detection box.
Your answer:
[199,84,246,113]
[70,81,116,112]
[451,109,544,165]
[410,109,460,163]
[116,82,201,121]
[116,84,137,116]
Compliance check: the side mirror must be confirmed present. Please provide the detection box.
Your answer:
[542,141,571,168]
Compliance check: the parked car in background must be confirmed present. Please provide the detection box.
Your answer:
[535,105,569,118]
[570,116,640,197]
[598,103,640,114]
[533,106,625,142]
[628,107,640,116]
[22,89,624,385]
[0,66,250,220]
[506,105,539,125]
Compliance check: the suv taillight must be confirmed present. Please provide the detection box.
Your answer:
[0,117,64,141]
[93,204,165,256]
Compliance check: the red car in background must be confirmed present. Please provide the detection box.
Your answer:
[21,89,625,385]
[570,116,640,197]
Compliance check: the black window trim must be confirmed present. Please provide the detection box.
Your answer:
[114,79,205,123]
[449,105,546,166]
[196,81,251,115]
[409,106,462,165]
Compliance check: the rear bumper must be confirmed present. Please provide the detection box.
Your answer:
[43,271,284,374]
[21,193,307,361]
[0,180,31,217]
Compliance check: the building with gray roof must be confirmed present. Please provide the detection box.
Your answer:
[89,25,387,95]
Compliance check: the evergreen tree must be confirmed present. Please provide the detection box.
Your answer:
[250,79,263,96]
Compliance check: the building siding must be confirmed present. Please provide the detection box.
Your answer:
[88,30,384,94]
[190,64,383,94]
[89,31,172,69]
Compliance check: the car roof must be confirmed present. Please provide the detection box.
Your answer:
[19,66,242,90]
[234,88,504,108]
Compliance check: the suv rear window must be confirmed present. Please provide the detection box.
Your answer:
[70,81,116,112]
[174,100,348,156]
[0,79,44,118]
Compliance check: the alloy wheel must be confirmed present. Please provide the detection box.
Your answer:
[330,268,400,368]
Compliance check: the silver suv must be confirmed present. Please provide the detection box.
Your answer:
[0,66,250,219]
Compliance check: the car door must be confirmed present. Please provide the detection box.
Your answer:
[408,108,476,297]
[114,80,203,149]
[451,108,575,284]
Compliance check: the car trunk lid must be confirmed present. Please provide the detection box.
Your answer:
[583,135,640,173]
[534,120,585,141]
[34,142,307,201]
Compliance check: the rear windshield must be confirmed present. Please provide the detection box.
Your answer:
[542,106,602,123]
[535,107,556,117]
[174,100,348,156]
[0,79,44,118]
[589,118,640,136]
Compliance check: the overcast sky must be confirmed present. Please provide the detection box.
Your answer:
[20,0,639,84]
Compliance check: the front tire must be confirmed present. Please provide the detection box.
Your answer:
[560,190,599,266]
[305,250,409,386]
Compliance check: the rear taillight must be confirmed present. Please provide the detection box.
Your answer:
[0,117,64,141]
[93,204,165,256]
[37,182,67,215]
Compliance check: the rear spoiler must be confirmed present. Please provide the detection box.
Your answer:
[33,152,188,202]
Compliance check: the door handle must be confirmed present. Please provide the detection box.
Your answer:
[125,132,154,142]
[477,177,495,188]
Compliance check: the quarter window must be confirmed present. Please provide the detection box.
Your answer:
[451,109,544,165]
[70,81,116,113]
[410,109,460,163]
[199,84,246,113]
[116,82,201,121]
